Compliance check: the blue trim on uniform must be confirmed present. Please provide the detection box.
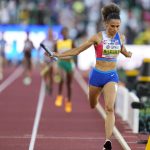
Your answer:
[89,68,119,87]
[96,57,117,62]
[114,32,121,45]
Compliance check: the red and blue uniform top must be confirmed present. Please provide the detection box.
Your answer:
[95,31,122,62]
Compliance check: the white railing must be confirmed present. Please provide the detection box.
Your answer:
[115,85,140,133]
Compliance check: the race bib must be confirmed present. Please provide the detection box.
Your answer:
[102,39,121,58]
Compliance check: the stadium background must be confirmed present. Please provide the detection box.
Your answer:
[0,0,150,149]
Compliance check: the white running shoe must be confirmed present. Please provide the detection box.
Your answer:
[23,77,32,85]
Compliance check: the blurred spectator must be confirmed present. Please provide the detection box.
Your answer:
[134,26,150,44]
[0,0,150,44]
[0,1,10,24]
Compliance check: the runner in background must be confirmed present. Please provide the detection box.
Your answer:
[23,31,34,85]
[0,32,7,80]
[40,29,55,94]
[54,27,76,113]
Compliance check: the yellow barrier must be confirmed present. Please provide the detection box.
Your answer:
[138,58,150,82]
[125,69,139,91]
[146,136,150,150]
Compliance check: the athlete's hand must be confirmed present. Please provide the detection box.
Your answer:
[121,46,132,58]
[44,52,52,57]
[53,52,60,58]
[44,52,58,61]
[128,51,132,57]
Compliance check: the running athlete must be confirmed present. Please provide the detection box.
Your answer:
[54,27,76,113]
[0,32,6,80]
[23,31,34,85]
[50,3,132,149]
[40,29,55,94]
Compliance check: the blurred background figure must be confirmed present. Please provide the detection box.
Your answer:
[0,0,150,46]
[40,28,55,95]
[0,32,7,80]
[54,27,76,113]
[22,31,34,85]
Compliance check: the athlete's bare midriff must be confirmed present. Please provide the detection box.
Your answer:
[95,60,116,71]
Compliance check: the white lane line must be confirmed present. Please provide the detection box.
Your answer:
[74,69,131,150]
[29,80,45,150]
[0,135,106,140]
[0,66,23,93]
[0,135,136,140]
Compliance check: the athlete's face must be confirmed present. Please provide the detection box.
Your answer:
[61,28,68,39]
[48,29,53,39]
[106,19,121,36]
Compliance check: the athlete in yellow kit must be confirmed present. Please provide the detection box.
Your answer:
[54,27,76,113]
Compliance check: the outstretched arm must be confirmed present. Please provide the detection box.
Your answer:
[53,35,97,58]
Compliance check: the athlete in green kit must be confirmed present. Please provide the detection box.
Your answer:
[54,27,76,113]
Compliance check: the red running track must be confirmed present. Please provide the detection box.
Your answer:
[0,65,147,150]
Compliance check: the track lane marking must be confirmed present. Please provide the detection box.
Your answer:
[0,135,137,140]
[29,80,45,150]
[0,135,107,140]
[0,66,23,93]
[74,69,131,150]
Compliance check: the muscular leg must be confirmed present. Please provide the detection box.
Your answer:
[55,68,64,107]
[44,65,53,94]
[89,85,102,109]
[49,66,53,92]
[66,71,73,101]
[0,56,3,80]
[27,57,32,77]
[49,66,53,86]
[103,82,118,140]
[64,71,73,113]
[58,69,64,95]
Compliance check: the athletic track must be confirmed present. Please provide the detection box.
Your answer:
[0,65,147,150]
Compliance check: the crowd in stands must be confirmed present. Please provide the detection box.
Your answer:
[0,0,150,44]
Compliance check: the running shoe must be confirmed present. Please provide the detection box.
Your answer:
[103,140,112,150]
[55,95,63,107]
[23,77,32,85]
[65,101,72,113]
